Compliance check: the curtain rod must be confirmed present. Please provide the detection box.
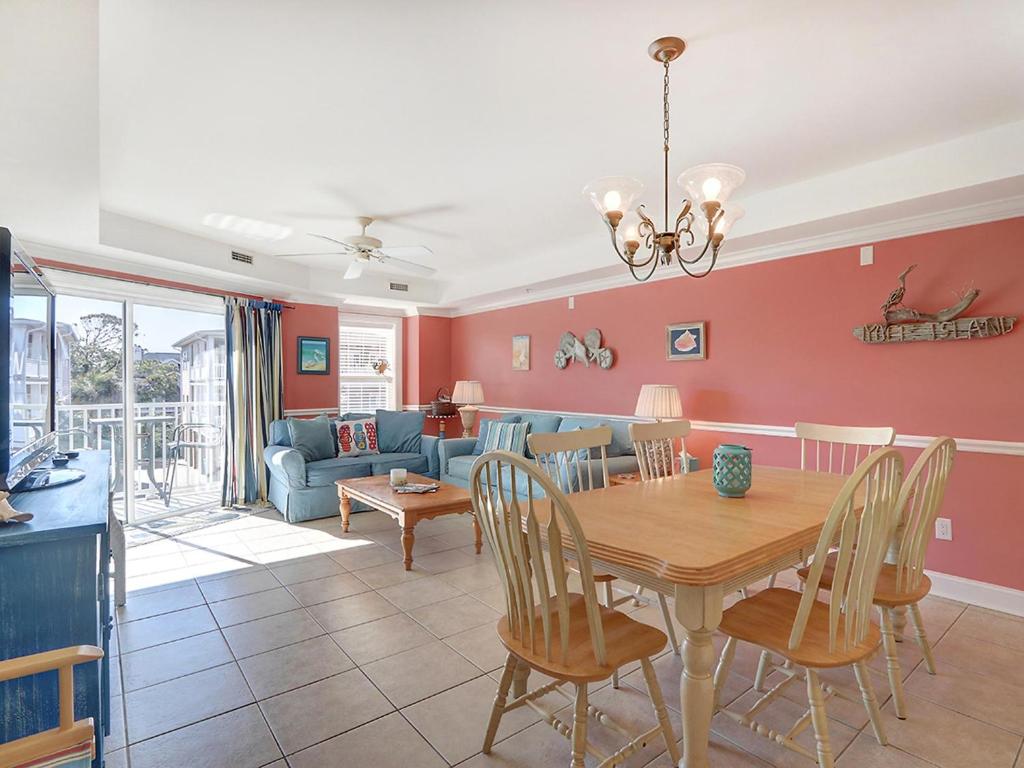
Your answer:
[44,264,297,309]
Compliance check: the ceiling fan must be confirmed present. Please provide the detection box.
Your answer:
[273,216,437,280]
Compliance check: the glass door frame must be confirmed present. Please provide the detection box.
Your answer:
[49,270,224,524]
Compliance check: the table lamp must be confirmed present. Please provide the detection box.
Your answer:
[452,380,485,438]
[634,384,683,421]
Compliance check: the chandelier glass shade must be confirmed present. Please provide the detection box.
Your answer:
[584,37,745,282]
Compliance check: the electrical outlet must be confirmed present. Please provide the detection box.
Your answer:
[859,245,874,266]
[568,296,575,310]
[935,517,952,541]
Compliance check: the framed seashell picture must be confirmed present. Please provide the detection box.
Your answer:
[666,322,706,361]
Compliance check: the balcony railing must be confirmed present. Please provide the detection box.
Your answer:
[12,400,225,520]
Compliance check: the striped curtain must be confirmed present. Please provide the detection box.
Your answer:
[222,297,283,505]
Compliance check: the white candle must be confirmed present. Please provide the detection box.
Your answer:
[390,468,408,486]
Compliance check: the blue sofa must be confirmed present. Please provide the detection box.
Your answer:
[438,411,642,496]
[264,415,439,523]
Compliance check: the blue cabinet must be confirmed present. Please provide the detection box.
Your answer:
[0,451,111,767]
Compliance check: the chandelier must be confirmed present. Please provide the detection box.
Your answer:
[584,37,745,281]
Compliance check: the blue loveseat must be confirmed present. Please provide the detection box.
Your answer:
[438,411,642,496]
[264,414,439,523]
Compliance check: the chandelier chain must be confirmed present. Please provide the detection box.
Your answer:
[663,59,670,152]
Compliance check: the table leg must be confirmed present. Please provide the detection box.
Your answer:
[472,512,483,555]
[339,490,352,533]
[402,524,416,570]
[674,584,724,768]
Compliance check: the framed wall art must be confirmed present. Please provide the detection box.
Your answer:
[512,334,530,371]
[297,336,330,375]
[666,322,706,361]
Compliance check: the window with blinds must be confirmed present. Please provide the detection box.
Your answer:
[338,323,396,412]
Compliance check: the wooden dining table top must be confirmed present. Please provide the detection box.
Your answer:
[564,466,849,587]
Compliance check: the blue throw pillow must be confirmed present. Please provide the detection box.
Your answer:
[521,413,563,459]
[286,415,336,461]
[472,415,522,456]
[376,409,425,454]
[482,421,530,455]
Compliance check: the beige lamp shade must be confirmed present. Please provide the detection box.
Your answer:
[452,380,485,405]
[634,384,683,420]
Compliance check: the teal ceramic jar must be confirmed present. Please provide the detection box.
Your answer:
[712,444,752,498]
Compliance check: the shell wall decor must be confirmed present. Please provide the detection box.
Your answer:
[554,329,614,369]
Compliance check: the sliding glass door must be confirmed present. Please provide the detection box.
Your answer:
[129,303,225,521]
[54,278,226,524]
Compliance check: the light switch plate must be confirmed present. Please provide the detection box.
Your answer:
[568,296,575,310]
[935,517,952,541]
[860,245,874,266]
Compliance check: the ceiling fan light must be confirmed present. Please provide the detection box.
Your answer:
[677,163,745,207]
[582,176,644,220]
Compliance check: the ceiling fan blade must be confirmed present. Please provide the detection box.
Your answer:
[376,246,437,277]
[308,233,360,251]
[343,260,366,280]
[270,251,348,259]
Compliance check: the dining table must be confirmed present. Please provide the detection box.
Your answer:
[556,465,850,768]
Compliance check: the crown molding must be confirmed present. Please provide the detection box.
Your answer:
[443,195,1024,317]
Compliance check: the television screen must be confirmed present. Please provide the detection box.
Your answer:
[1,227,56,490]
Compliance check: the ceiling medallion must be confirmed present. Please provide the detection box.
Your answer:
[584,36,746,281]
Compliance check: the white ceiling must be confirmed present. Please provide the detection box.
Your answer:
[6,1,1024,310]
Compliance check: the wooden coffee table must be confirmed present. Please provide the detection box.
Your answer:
[336,473,482,570]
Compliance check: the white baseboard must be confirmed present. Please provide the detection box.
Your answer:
[926,570,1024,617]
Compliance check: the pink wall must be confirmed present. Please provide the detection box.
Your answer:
[450,218,1024,590]
[282,302,339,412]
[404,315,453,435]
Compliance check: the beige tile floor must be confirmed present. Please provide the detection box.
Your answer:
[107,507,1024,768]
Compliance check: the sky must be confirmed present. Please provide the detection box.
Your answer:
[55,296,222,353]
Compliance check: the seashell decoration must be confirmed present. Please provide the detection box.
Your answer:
[554,329,614,370]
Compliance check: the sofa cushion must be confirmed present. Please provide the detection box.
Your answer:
[376,409,424,454]
[370,453,429,476]
[606,421,636,457]
[288,415,336,461]
[269,419,292,447]
[482,421,529,455]
[305,456,374,487]
[472,415,522,456]
[447,454,476,483]
[334,417,380,457]
[519,413,563,458]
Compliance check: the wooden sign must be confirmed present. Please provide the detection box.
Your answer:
[854,316,1016,344]
[854,264,1017,345]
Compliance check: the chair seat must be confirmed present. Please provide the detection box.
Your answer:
[497,593,666,682]
[719,588,880,669]
[797,553,932,607]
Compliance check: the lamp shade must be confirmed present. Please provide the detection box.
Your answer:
[582,176,644,218]
[677,163,746,207]
[452,380,485,405]
[634,384,683,419]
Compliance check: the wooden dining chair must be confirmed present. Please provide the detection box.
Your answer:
[0,645,104,768]
[714,448,904,768]
[796,422,897,475]
[629,419,692,481]
[793,436,956,719]
[529,426,681,678]
[757,422,896,688]
[470,450,680,768]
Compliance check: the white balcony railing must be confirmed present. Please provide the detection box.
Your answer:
[11,401,225,510]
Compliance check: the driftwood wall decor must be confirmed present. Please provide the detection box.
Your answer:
[554,329,614,369]
[853,264,1017,345]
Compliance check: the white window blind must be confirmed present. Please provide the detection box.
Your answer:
[339,323,395,413]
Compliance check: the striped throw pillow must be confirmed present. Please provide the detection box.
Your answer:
[482,421,530,455]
